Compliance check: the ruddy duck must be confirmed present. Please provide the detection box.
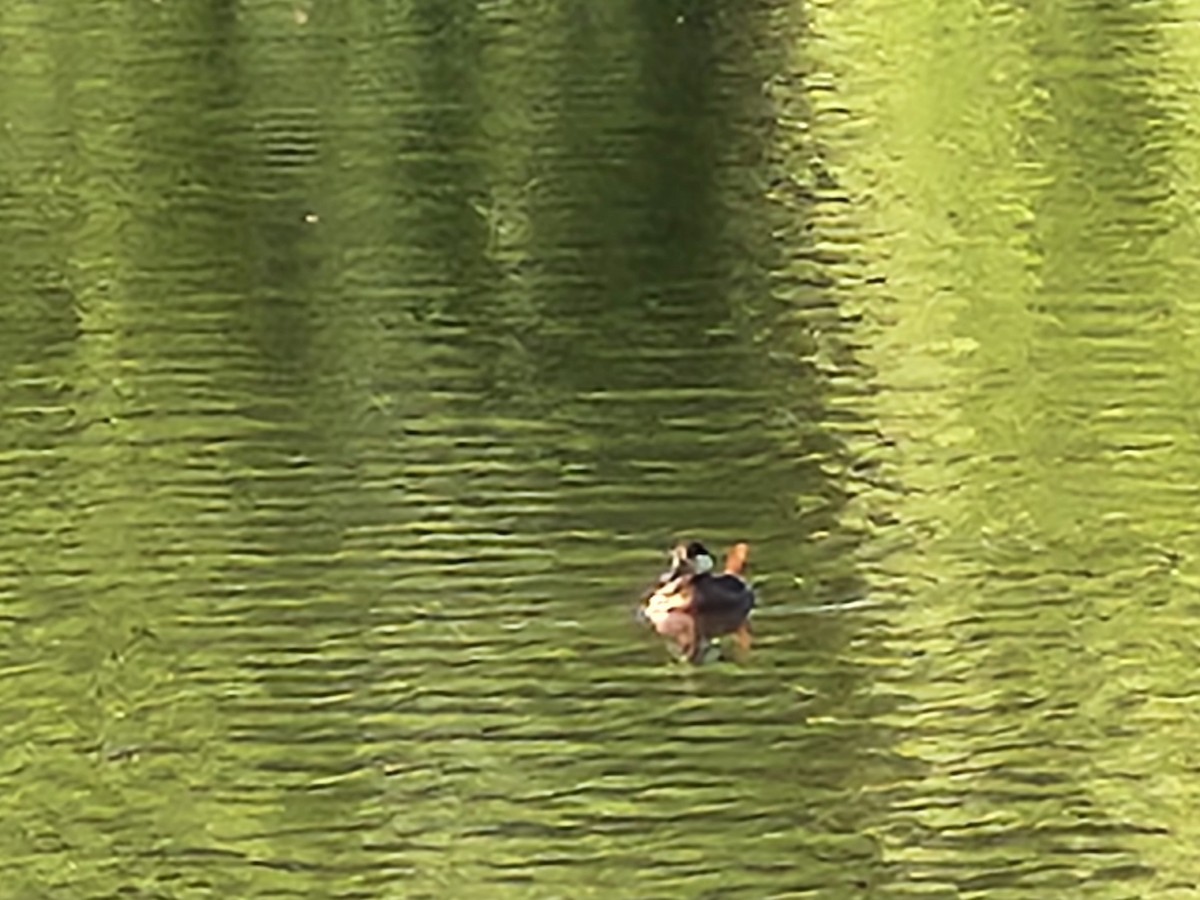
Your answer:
[641,540,756,662]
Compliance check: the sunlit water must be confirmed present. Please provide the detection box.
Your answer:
[2,0,1200,897]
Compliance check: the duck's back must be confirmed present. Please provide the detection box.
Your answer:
[691,574,755,615]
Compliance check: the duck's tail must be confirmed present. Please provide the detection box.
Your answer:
[724,542,750,576]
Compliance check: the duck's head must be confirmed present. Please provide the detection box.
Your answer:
[667,540,714,579]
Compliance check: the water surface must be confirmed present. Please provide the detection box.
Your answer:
[2,0,1199,897]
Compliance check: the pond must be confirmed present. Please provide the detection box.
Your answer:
[1,0,1198,896]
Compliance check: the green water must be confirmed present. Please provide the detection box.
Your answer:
[2,0,1200,897]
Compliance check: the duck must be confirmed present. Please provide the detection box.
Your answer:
[640,540,756,662]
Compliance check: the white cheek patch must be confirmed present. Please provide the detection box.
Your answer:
[693,553,714,574]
